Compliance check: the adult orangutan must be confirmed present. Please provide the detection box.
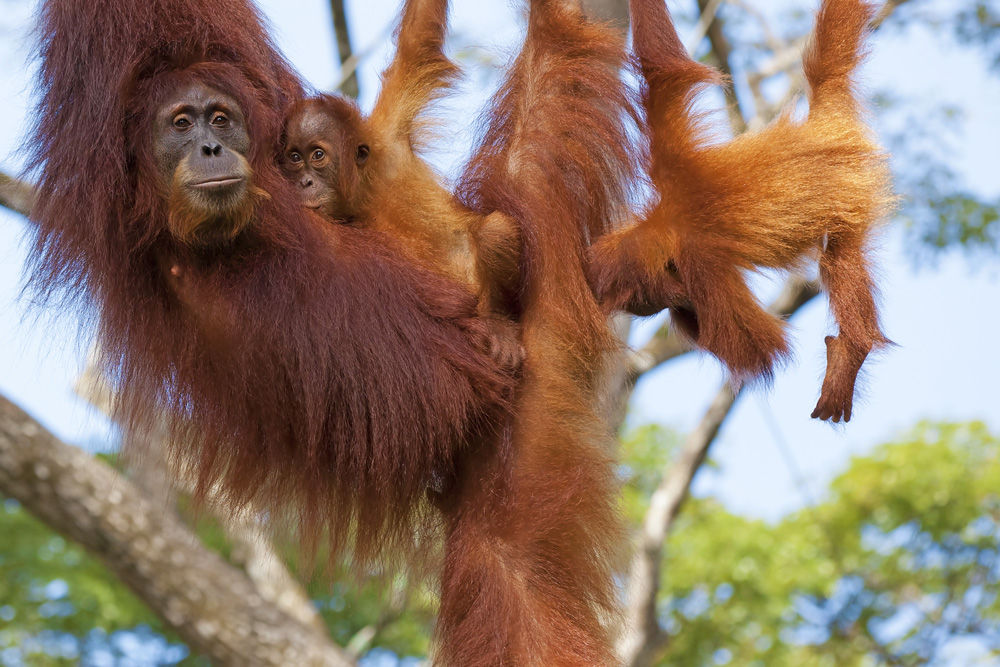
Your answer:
[27,0,634,662]
[588,0,894,422]
[27,0,515,572]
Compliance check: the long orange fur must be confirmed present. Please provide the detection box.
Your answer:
[284,0,635,661]
[589,0,894,421]
[441,0,639,663]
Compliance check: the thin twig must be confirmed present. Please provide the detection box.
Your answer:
[331,21,395,96]
[695,0,747,133]
[330,0,360,99]
[687,0,724,53]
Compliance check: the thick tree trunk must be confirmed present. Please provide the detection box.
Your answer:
[0,396,355,667]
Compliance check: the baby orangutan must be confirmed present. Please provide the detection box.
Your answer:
[282,1,521,367]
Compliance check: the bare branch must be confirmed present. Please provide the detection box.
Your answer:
[745,0,914,101]
[688,0,724,52]
[344,579,411,658]
[226,518,329,634]
[625,275,820,387]
[618,383,738,666]
[695,0,747,133]
[746,36,810,85]
[0,395,356,666]
[331,21,396,97]
[0,171,35,218]
[727,0,783,52]
[872,0,913,29]
[625,327,693,389]
[330,0,360,99]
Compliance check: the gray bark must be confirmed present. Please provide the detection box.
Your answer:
[0,396,355,667]
[0,172,34,218]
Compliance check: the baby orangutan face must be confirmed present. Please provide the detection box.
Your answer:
[282,97,370,220]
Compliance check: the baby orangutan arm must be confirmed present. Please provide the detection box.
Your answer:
[371,0,458,143]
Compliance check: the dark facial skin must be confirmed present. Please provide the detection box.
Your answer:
[154,82,254,244]
[282,104,369,218]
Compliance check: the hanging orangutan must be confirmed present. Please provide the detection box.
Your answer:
[282,0,640,661]
[588,0,893,423]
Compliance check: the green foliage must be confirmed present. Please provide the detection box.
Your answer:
[0,491,436,665]
[0,498,179,665]
[875,95,1000,261]
[956,1,1000,73]
[618,421,1000,666]
[4,417,999,666]
[874,0,1000,259]
[902,156,1000,259]
[303,569,436,658]
[619,424,682,523]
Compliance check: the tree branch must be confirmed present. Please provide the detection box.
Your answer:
[625,328,693,390]
[75,354,327,636]
[330,0,360,99]
[872,0,913,29]
[695,0,747,133]
[0,171,35,218]
[625,275,820,388]
[745,0,913,96]
[0,395,356,666]
[619,276,820,667]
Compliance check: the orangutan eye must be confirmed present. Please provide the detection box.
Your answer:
[211,113,229,127]
[356,144,370,164]
[173,115,192,129]
[288,152,303,164]
[312,149,326,162]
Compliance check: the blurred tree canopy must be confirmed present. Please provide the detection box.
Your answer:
[619,421,1000,666]
[881,0,1000,257]
[3,422,998,665]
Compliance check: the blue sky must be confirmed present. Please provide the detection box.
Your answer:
[0,0,997,522]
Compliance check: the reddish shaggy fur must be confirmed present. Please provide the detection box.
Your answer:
[278,0,635,661]
[441,0,639,663]
[28,0,514,568]
[588,0,894,421]
[26,0,893,662]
